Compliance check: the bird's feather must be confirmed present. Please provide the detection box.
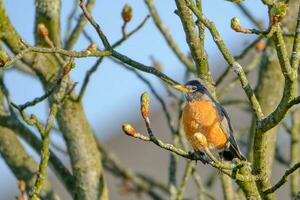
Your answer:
[215,103,246,160]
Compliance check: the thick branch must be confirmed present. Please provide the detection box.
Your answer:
[0,0,33,64]
[0,115,74,193]
[35,0,61,47]
[0,126,57,200]
[251,2,299,200]
[34,0,109,199]
[256,6,300,133]
[187,1,264,119]
[175,0,214,89]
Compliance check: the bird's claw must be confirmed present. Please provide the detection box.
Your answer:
[189,151,209,164]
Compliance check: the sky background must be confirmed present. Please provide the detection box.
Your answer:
[1,0,267,198]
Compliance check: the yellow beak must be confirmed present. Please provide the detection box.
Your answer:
[173,85,189,93]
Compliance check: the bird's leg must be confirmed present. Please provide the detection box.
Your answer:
[204,147,220,164]
[189,150,209,164]
[218,152,225,162]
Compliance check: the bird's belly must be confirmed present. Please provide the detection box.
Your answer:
[182,101,228,150]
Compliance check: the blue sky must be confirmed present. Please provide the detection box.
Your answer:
[3,0,267,140]
[1,0,267,197]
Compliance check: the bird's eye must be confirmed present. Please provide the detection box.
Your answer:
[191,86,197,92]
[187,85,197,92]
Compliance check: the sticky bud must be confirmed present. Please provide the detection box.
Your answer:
[194,133,207,148]
[150,56,162,71]
[0,51,9,67]
[231,17,241,31]
[37,23,49,37]
[86,43,97,53]
[18,180,26,191]
[154,63,162,71]
[271,2,288,24]
[140,92,149,119]
[63,61,76,76]
[122,4,132,23]
[122,123,136,136]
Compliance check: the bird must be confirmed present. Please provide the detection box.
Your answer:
[182,79,246,163]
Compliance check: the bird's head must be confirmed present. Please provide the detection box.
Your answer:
[184,80,212,102]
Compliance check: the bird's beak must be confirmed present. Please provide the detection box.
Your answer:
[173,85,189,93]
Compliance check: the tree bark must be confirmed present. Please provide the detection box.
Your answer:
[0,125,58,200]
[251,1,299,199]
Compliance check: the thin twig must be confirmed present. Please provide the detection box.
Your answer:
[113,59,176,134]
[79,0,190,92]
[236,3,264,30]
[77,15,150,101]
[176,160,194,200]
[2,44,111,69]
[144,0,194,72]
[11,73,70,199]
[192,169,215,200]
[263,162,300,194]
[123,94,256,182]
[97,141,168,198]
[218,55,261,98]
[216,36,263,86]
[0,115,75,194]
[65,0,94,50]
[79,0,111,49]
[291,6,300,70]
[63,0,79,43]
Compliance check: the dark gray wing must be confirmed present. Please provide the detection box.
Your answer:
[214,102,246,160]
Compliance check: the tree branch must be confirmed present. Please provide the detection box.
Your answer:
[175,0,214,90]
[257,7,300,133]
[79,0,111,49]
[0,0,33,65]
[77,15,150,101]
[97,141,168,199]
[186,1,264,119]
[0,115,75,194]
[65,0,95,50]
[0,126,58,200]
[144,0,195,72]
[263,162,300,195]
[34,0,110,199]
[2,43,111,69]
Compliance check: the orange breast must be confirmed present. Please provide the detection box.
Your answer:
[182,101,228,150]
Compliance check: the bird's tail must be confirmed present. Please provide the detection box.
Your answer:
[221,145,246,161]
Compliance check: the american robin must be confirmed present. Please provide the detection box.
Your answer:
[182,80,246,162]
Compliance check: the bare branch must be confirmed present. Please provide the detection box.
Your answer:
[77,15,151,101]
[2,43,111,69]
[65,0,95,50]
[186,1,264,119]
[263,162,300,195]
[144,0,195,72]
